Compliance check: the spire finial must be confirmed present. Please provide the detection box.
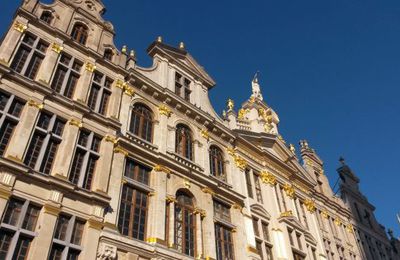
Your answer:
[339,157,346,165]
[251,71,263,101]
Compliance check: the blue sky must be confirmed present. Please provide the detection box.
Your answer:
[1,1,399,235]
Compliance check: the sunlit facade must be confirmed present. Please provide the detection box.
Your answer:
[0,0,398,259]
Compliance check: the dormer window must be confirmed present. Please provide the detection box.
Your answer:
[40,11,53,24]
[103,49,113,61]
[175,72,191,101]
[71,23,88,45]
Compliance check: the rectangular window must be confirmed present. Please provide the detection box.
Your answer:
[175,72,191,101]
[11,33,48,79]
[256,240,263,258]
[252,218,259,237]
[254,173,263,203]
[215,223,234,260]
[50,214,84,260]
[0,91,25,156]
[265,244,273,260]
[261,222,270,241]
[69,130,101,190]
[213,200,231,222]
[245,169,253,199]
[0,198,40,259]
[118,185,148,241]
[87,72,112,115]
[51,53,82,98]
[124,158,151,185]
[24,112,65,174]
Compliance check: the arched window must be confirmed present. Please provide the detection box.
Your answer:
[175,191,195,256]
[71,23,88,45]
[103,48,113,61]
[129,104,153,142]
[40,11,53,24]
[176,124,193,160]
[209,145,225,181]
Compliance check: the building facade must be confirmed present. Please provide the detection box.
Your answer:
[0,0,397,259]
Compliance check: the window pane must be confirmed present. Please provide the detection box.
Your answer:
[0,92,10,111]
[3,199,24,226]
[0,230,12,259]
[12,236,32,260]
[70,220,84,245]
[22,205,40,231]
[87,85,100,111]
[11,47,30,74]
[25,54,44,79]
[49,244,63,260]
[67,249,80,260]
[54,215,70,241]
[0,120,17,156]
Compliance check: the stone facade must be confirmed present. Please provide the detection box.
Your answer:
[0,0,397,259]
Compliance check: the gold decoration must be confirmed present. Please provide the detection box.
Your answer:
[304,199,316,213]
[146,237,160,244]
[238,108,249,120]
[153,164,171,174]
[148,192,156,197]
[226,99,234,111]
[157,36,163,43]
[158,104,172,117]
[184,179,191,188]
[200,128,209,140]
[334,217,342,226]
[232,203,243,213]
[278,135,286,143]
[28,100,44,110]
[179,42,185,49]
[321,210,329,219]
[201,187,215,196]
[51,42,63,54]
[104,135,118,144]
[283,183,296,199]
[121,45,127,54]
[124,85,135,97]
[194,207,206,218]
[69,119,82,128]
[280,210,293,217]
[85,62,96,72]
[249,96,256,103]
[115,79,126,89]
[166,195,177,204]
[226,147,236,156]
[260,170,277,186]
[289,144,296,153]
[346,223,354,233]
[14,21,27,33]
[114,146,128,156]
[306,159,313,167]
[234,156,247,171]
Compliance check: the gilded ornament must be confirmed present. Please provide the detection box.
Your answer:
[153,164,171,174]
[226,99,234,111]
[283,183,296,199]
[115,79,126,89]
[28,100,44,110]
[184,179,191,188]
[13,21,27,33]
[280,210,293,217]
[114,146,129,156]
[234,155,247,171]
[85,62,96,72]
[124,85,135,96]
[238,108,249,120]
[289,144,296,153]
[201,187,215,196]
[278,135,286,143]
[121,45,127,54]
[51,42,63,54]
[104,135,118,144]
[346,223,354,233]
[156,36,163,43]
[69,119,82,128]
[304,199,316,213]
[306,159,313,167]
[260,170,277,186]
[166,195,177,204]
[226,147,236,156]
[200,128,210,140]
[158,104,172,117]
[334,217,342,226]
[321,210,329,219]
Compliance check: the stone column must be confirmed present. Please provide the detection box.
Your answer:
[73,59,96,104]
[271,228,289,260]
[201,191,216,260]
[51,118,81,179]
[154,108,169,153]
[36,40,63,85]
[0,19,28,65]
[29,203,60,259]
[107,78,124,120]
[119,91,133,135]
[195,210,203,259]
[4,99,41,162]
[146,167,168,244]
[103,151,125,229]
[80,218,102,260]
[166,125,175,152]
[92,135,115,193]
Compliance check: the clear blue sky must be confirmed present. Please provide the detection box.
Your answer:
[1,0,399,235]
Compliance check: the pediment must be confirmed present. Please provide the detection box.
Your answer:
[66,0,106,20]
[147,41,216,88]
[250,204,271,219]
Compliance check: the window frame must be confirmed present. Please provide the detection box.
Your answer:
[50,53,82,99]
[175,124,193,160]
[209,145,226,181]
[87,71,112,116]
[70,23,89,45]
[174,192,196,257]
[129,103,153,143]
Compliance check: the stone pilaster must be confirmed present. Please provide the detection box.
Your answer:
[92,136,115,193]
[201,192,216,260]
[167,199,175,248]
[0,18,28,65]
[51,118,81,179]
[74,59,96,103]
[195,211,203,259]
[80,218,102,260]
[154,110,168,153]
[4,100,41,162]
[29,203,60,259]
[36,40,63,85]
[107,78,124,119]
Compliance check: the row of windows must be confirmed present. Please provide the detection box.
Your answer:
[0,198,85,260]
